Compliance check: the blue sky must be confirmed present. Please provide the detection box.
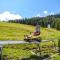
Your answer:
[0,0,60,18]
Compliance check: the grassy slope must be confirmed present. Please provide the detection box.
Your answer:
[0,22,34,40]
[0,22,60,40]
[53,54,60,60]
[0,22,60,60]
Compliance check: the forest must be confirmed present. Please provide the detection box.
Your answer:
[8,14,60,30]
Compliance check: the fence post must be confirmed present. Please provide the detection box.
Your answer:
[0,46,3,60]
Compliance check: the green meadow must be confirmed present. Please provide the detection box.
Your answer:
[0,22,60,40]
[0,22,60,60]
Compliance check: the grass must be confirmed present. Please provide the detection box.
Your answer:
[0,22,60,40]
[0,22,60,60]
[53,54,60,60]
[0,22,34,40]
[3,48,32,59]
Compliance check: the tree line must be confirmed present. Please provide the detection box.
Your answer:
[8,14,60,30]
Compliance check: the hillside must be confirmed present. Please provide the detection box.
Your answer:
[0,22,59,60]
[0,22,34,40]
[0,22,60,40]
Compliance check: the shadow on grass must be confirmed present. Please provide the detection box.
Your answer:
[21,54,50,60]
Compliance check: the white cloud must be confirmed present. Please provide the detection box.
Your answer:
[0,11,23,21]
[35,11,55,17]
[43,10,48,14]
